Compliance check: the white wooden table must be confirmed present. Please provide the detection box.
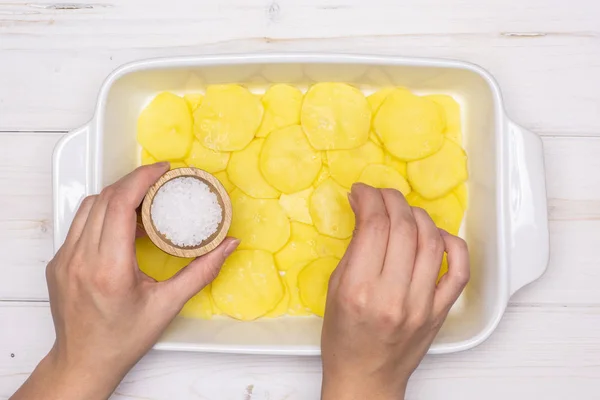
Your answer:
[1,1,600,398]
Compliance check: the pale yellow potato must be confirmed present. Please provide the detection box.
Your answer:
[310,178,354,239]
[358,164,412,195]
[426,94,462,145]
[214,171,236,193]
[327,141,384,188]
[407,192,464,236]
[184,93,204,112]
[384,152,408,178]
[136,236,168,280]
[227,139,280,199]
[367,87,396,114]
[314,166,332,187]
[141,149,156,166]
[279,188,314,224]
[298,257,340,317]
[374,90,445,161]
[407,139,468,199]
[256,84,303,137]
[194,84,263,151]
[229,190,290,252]
[185,139,230,173]
[453,183,468,210]
[369,131,383,147]
[301,82,371,150]
[212,250,284,321]
[169,161,187,170]
[137,92,193,160]
[180,285,213,320]
[260,125,322,193]
[284,262,312,316]
[264,280,290,318]
[275,222,348,271]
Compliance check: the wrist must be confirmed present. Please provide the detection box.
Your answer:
[321,374,407,400]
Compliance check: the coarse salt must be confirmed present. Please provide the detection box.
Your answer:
[151,177,223,247]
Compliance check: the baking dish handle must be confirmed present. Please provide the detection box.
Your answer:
[52,123,92,253]
[507,121,550,296]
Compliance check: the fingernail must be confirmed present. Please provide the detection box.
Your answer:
[439,228,450,236]
[222,239,240,258]
[347,191,356,211]
[155,161,170,169]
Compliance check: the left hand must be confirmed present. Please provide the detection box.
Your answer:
[11,162,239,400]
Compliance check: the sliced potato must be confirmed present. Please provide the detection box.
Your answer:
[327,141,384,188]
[426,94,462,145]
[384,152,408,178]
[314,166,332,187]
[256,84,303,137]
[298,257,340,317]
[169,160,187,170]
[453,183,468,210]
[374,90,445,160]
[184,139,229,173]
[367,87,396,115]
[141,149,156,166]
[194,84,263,151]
[137,92,193,160]
[369,131,383,147]
[184,93,204,112]
[214,171,235,193]
[301,83,371,150]
[310,178,354,239]
[212,250,284,321]
[227,139,280,199]
[180,285,213,319]
[264,279,290,318]
[275,222,348,271]
[279,188,314,224]
[408,192,464,236]
[284,262,312,316]
[358,164,411,195]
[136,236,169,280]
[407,139,468,199]
[260,125,322,193]
[229,190,290,252]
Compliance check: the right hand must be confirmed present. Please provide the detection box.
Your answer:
[321,184,470,400]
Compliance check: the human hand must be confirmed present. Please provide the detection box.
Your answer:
[321,184,470,400]
[11,163,239,400]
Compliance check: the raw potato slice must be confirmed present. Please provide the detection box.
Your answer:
[260,125,322,193]
[367,87,395,114]
[169,161,187,170]
[327,141,384,188]
[214,171,235,193]
[229,190,290,252]
[314,167,332,187]
[212,250,284,321]
[310,178,354,239]
[141,150,156,166]
[256,84,303,137]
[137,92,193,160]
[194,84,263,151]
[384,153,408,178]
[185,140,230,173]
[408,192,464,236]
[453,183,468,210]
[265,280,290,318]
[298,257,340,317]
[369,131,383,147]
[180,285,213,319]
[279,188,314,224]
[275,222,348,271]
[135,236,168,280]
[374,90,445,160]
[426,94,462,145]
[284,263,312,316]
[407,139,468,199]
[301,83,371,150]
[358,164,412,195]
[228,139,280,199]
[184,93,204,112]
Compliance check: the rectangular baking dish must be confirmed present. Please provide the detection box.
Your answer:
[53,54,549,355]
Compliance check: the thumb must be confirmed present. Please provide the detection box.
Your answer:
[161,237,240,307]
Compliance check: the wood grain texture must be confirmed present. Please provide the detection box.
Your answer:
[141,167,233,258]
[0,0,599,134]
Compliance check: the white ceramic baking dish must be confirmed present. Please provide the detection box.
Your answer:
[53,54,549,355]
